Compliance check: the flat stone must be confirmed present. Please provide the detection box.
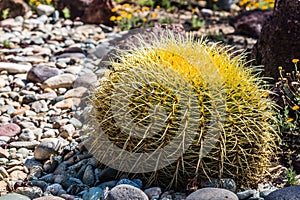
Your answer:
[42,74,75,89]
[0,193,30,200]
[0,62,32,73]
[186,188,239,200]
[9,170,27,180]
[0,147,9,158]
[27,65,61,83]
[34,196,65,200]
[64,87,88,98]
[9,141,40,149]
[0,123,21,137]
[107,184,148,200]
[54,98,81,109]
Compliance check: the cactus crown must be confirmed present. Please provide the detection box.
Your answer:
[86,30,279,189]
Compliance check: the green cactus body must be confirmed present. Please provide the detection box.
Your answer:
[86,31,279,189]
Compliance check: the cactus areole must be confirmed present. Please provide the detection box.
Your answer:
[83,30,279,189]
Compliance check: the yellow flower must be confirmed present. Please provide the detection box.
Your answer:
[136,9,141,13]
[142,7,150,11]
[46,0,51,3]
[151,13,157,18]
[286,118,294,122]
[120,10,127,16]
[111,7,118,12]
[143,17,147,22]
[123,3,130,7]
[109,16,116,21]
[35,1,41,6]
[191,8,196,13]
[156,5,160,9]
[29,0,36,3]
[126,14,132,19]
[116,16,122,21]
[292,59,299,64]
[278,66,282,70]
[292,105,300,110]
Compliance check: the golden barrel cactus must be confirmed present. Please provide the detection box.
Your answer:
[84,31,279,189]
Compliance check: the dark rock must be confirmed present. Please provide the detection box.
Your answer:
[0,0,30,20]
[97,167,118,184]
[252,0,300,81]
[27,65,61,83]
[54,0,114,25]
[265,186,300,200]
[22,94,38,104]
[82,165,95,186]
[229,9,272,38]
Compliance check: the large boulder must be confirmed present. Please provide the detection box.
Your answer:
[229,9,272,38]
[0,0,30,20]
[54,0,113,25]
[252,0,300,81]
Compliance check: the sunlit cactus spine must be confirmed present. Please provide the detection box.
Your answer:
[86,30,280,189]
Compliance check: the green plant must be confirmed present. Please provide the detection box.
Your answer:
[286,167,297,186]
[86,31,279,189]
[62,7,71,19]
[191,15,205,30]
[2,40,11,49]
[1,8,10,20]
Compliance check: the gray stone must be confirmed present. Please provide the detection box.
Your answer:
[59,124,75,138]
[45,183,64,195]
[83,187,103,200]
[36,4,55,16]
[186,188,238,200]
[82,165,95,186]
[0,193,30,200]
[15,186,43,199]
[0,147,9,159]
[144,187,162,200]
[107,184,148,200]
[237,190,256,200]
[27,65,61,83]
[19,129,36,141]
[265,186,300,200]
[34,138,65,160]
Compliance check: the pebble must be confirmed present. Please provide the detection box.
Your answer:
[27,65,61,83]
[107,184,149,200]
[0,62,32,74]
[186,188,239,200]
[0,123,21,137]
[34,138,66,160]
[36,4,55,16]
[82,187,103,200]
[15,186,43,199]
[34,196,65,200]
[42,74,76,89]
[265,186,300,200]
[0,147,9,159]
[10,141,40,149]
[144,187,162,200]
